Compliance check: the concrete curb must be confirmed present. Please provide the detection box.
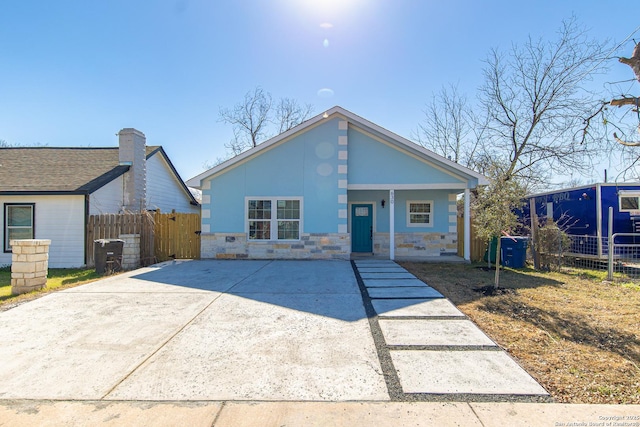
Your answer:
[0,401,638,427]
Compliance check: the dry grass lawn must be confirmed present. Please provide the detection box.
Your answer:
[400,262,640,404]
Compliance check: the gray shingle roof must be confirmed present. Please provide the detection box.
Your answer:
[0,146,160,193]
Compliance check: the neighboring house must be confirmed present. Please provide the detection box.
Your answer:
[0,129,199,268]
[523,183,640,258]
[187,106,487,261]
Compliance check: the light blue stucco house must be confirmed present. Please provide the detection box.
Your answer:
[187,106,487,261]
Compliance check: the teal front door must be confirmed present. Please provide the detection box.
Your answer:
[351,204,373,253]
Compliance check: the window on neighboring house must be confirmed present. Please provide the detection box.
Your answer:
[247,198,301,240]
[4,203,35,252]
[407,200,433,227]
[620,194,640,211]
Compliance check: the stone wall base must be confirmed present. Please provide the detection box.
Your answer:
[373,232,458,257]
[201,233,350,260]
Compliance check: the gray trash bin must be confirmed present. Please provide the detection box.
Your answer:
[94,239,125,274]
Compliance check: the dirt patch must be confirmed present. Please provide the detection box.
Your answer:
[473,285,518,296]
[400,262,640,404]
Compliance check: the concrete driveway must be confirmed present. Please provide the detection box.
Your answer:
[0,260,388,401]
[0,259,547,403]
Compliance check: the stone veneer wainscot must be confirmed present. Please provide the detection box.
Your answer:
[201,233,350,260]
[373,232,458,257]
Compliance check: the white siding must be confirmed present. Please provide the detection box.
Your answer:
[146,153,198,213]
[89,175,124,215]
[1,195,85,268]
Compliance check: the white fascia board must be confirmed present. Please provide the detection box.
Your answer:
[348,183,469,190]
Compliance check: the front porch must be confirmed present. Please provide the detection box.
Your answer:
[347,188,472,262]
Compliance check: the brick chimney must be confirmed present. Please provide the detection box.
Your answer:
[118,128,147,212]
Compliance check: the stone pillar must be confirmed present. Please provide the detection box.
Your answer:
[10,239,51,295]
[119,234,140,270]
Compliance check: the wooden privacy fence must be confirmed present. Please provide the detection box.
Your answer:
[86,212,154,267]
[86,211,201,267]
[457,216,488,262]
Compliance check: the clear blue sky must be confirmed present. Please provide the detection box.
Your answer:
[1,0,639,183]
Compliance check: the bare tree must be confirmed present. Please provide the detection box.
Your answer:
[603,41,640,180]
[219,87,273,155]
[217,88,314,162]
[609,42,640,145]
[414,84,481,168]
[478,18,611,188]
[275,98,314,134]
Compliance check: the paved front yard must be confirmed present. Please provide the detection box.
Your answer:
[0,260,387,401]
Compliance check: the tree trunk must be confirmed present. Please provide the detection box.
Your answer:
[494,237,502,288]
[529,198,541,270]
[619,42,640,84]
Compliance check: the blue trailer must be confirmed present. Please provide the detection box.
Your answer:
[523,183,640,259]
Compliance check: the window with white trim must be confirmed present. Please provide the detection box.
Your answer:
[620,193,640,212]
[4,203,35,252]
[407,200,433,227]
[248,200,272,240]
[247,198,301,240]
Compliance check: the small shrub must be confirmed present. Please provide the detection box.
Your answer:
[537,222,571,271]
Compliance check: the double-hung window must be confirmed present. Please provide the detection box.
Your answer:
[4,203,35,252]
[407,200,433,227]
[247,198,301,240]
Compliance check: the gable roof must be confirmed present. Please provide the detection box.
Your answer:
[144,146,200,205]
[0,146,198,205]
[187,106,488,188]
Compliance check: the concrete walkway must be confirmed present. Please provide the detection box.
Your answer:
[352,259,549,401]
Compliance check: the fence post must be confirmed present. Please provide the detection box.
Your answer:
[607,206,614,280]
[557,226,562,271]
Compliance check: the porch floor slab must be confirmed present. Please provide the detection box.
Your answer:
[391,350,549,395]
[379,319,497,346]
[373,298,465,317]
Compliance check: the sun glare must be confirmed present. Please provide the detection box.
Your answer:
[296,0,362,17]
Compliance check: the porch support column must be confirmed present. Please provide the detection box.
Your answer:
[464,188,471,261]
[389,189,395,261]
